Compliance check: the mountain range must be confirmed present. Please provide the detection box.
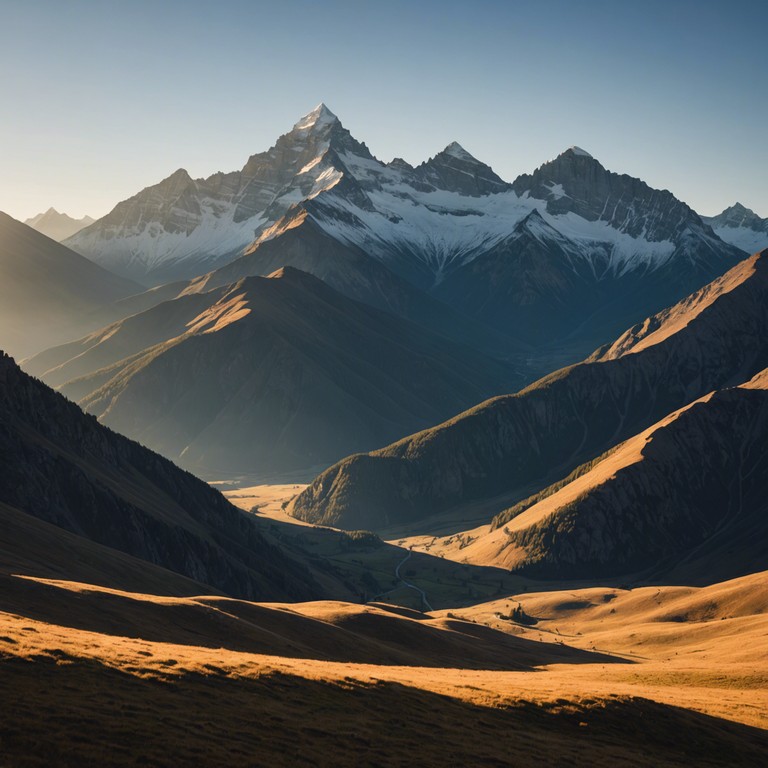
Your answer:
[5,102,766,576]
[290,248,768,579]
[3,102,768,768]
[10,102,758,488]
[62,104,746,366]
[25,267,520,476]
[24,207,94,241]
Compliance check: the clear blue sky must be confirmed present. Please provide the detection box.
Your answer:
[1,0,766,220]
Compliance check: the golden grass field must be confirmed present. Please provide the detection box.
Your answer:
[2,484,767,766]
[2,566,767,766]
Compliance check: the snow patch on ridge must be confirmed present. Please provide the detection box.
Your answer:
[309,167,343,198]
[544,211,676,274]
[311,149,679,281]
[72,203,266,278]
[545,182,569,200]
[299,156,324,174]
[712,226,767,255]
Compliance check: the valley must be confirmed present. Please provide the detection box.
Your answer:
[2,73,767,766]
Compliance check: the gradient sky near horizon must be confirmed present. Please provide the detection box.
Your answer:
[1,0,766,221]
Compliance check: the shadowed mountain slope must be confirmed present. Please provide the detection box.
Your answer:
[0,501,216,597]
[434,210,602,346]
[0,212,140,358]
[461,368,768,582]
[436,205,741,358]
[25,288,235,390]
[183,209,522,358]
[36,268,520,476]
[290,250,768,530]
[0,351,323,601]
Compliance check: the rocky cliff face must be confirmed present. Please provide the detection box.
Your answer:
[511,147,708,242]
[289,251,768,530]
[413,142,510,196]
[0,351,321,600]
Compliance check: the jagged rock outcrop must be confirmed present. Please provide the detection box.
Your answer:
[413,142,510,196]
[512,147,710,242]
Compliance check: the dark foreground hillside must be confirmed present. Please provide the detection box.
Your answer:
[0,351,319,600]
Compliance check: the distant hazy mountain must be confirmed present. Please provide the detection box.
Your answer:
[24,207,94,241]
[290,250,768,530]
[64,105,741,364]
[0,212,140,358]
[0,351,322,600]
[31,268,520,476]
[703,202,768,255]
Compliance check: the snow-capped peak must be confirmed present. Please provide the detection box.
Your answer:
[703,202,768,253]
[443,141,477,162]
[293,103,339,131]
[567,146,593,158]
